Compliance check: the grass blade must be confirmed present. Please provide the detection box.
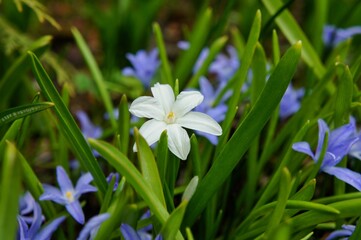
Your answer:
[71,27,117,130]
[28,51,107,195]
[0,141,21,240]
[0,102,54,127]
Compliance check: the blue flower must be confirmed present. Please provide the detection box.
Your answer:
[326,224,355,240]
[279,83,304,119]
[194,77,231,144]
[120,224,162,240]
[77,213,110,240]
[193,48,209,74]
[76,110,102,139]
[120,211,162,240]
[292,119,361,190]
[106,172,120,191]
[17,192,65,240]
[39,166,97,224]
[122,49,160,88]
[209,45,239,82]
[323,25,361,47]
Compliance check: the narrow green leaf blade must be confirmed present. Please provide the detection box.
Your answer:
[161,201,188,240]
[175,8,212,87]
[153,22,173,87]
[0,35,52,109]
[118,95,130,155]
[262,0,326,79]
[28,51,107,195]
[135,128,166,207]
[71,27,117,130]
[334,63,353,126]
[0,102,54,126]
[89,138,170,224]
[0,141,21,240]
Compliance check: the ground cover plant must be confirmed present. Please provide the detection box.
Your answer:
[2,0,361,239]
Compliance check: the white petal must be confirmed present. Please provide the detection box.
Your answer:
[133,119,167,152]
[167,124,190,160]
[151,83,175,113]
[172,91,204,118]
[129,96,164,120]
[177,112,222,136]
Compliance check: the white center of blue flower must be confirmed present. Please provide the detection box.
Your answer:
[65,191,75,202]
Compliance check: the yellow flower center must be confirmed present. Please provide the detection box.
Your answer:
[65,191,75,202]
[165,111,176,124]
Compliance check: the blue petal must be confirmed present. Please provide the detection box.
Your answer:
[56,166,74,193]
[39,184,66,205]
[19,192,35,216]
[196,130,219,145]
[75,173,97,197]
[17,216,30,240]
[349,139,361,160]
[77,213,110,240]
[328,122,358,157]
[199,77,214,100]
[315,119,329,161]
[28,202,43,238]
[323,166,361,191]
[76,110,103,139]
[155,235,163,240]
[65,201,85,224]
[120,224,142,240]
[292,142,316,160]
[326,228,354,240]
[206,105,228,123]
[35,216,66,240]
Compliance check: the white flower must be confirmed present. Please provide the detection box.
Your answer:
[129,83,222,160]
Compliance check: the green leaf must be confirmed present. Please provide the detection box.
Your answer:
[0,141,21,240]
[272,29,280,65]
[28,51,107,195]
[255,120,311,205]
[157,131,169,186]
[118,95,130,155]
[0,120,23,158]
[89,138,185,240]
[289,198,361,234]
[89,139,169,223]
[183,41,302,227]
[234,199,339,239]
[134,128,166,207]
[160,201,188,240]
[262,0,326,79]
[71,27,117,130]
[334,63,353,127]
[95,178,128,240]
[175,8,212,87]
[0,35,52,109]
[182,176,199,202]
[263,168,292,238]
[0,102,54,126]
[190,135,201,178]
[16,144,57,219]
[153,22,173,87]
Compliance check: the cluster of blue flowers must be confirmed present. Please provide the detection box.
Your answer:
[17,166,160,240]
